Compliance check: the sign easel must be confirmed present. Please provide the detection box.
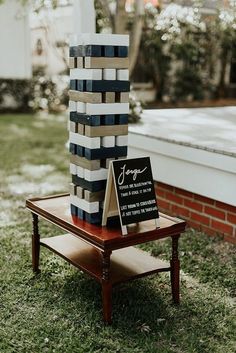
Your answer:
[102,157,160,235]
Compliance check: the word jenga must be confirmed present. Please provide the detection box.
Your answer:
[68,33,130,224]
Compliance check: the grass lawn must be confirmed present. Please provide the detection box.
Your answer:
[0,113,235,353]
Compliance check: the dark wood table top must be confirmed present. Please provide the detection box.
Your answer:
[26,194,186,251]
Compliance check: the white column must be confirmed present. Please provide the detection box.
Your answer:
[0,0,31,79]
[73,0,95,34]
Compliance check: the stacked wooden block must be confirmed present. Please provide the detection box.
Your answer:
[68,33,130,224]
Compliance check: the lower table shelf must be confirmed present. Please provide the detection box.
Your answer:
[41,234,170,286]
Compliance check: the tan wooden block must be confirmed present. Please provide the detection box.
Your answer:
[69,90,102,104]
[78,123,85,135]
[70,121,78,133]
[84,124,128,137]
[85,57,129,69]
[84,189,105,202]
[69,182,77,195]
[76,57,83,68]
[69,57,76,69]
[76,186,84,199]
[116,92,129,103]
[70,154,100,171]
[103,92,115,103]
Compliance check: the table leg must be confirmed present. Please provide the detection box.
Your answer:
[170,234,180,304]
[101,251,112,324]
[32,213,40,273]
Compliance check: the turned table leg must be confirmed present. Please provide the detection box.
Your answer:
[170,234,180,304]
[32,213,40,273]
[101,251,112,324]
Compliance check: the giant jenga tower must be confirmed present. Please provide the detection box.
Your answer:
[68,33,130,224]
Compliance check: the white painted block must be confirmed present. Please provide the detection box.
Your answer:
[76,33,129,46]
[101,136,115,148]
[70,163,77,175]
[76,165,84,178]
[103,69,116,80]
[86,103,129,115]
[117,69,129,81]
[77,102,86,113]
[69,132,100,149]
[70,34,78,46]
[116,135,128,146]
[69,100,77,111]
[84,168,108,182]
[70,68,102,80]
[70,195,99,213]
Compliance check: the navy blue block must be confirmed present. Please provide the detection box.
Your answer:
[77,80,86,91]
[104,45,115,57]
[103,115,115,125]
[77,207,84,220]
[69,46,85,57]
[70,80,77,90]
[116,46,129,57]
[115,114,129,125]
[69,112,78,122]
[85,146,128,160]
[70,204,78,216]
[70,112,101,126]
[72,175,106,192]
[69,143,77,155]
[85,210,102,224]
[76,145,84,157]
[69,46,77,57]
[86,80,130,93]
[85,45,102,57]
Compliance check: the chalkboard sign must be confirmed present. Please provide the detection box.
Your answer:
[102,157,160,235]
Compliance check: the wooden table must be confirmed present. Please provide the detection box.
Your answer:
[26,194,186,324]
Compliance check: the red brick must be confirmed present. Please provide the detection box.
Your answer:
[227,213,236,225]
[184,199,203,212]
[187,220,202,230]
[211,219,233,235]
[215,201,236,213]
[205,206,225,220]
[171,204,190,218]
[191,212,210,226]
[175,187,193,199]
[223,235,236,245]
[166,192,183,205]
[201,226,217,237]
[155,188,166,198]
[156,182,174,192]
[157,199,170,211]
[194,194,215,205]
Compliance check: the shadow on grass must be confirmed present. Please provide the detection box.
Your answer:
[31,265,232,352]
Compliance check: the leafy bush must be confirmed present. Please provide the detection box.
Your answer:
[0,79,33,113]
[0,73,68,114]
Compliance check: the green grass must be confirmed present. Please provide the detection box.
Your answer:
[0,113,235,353]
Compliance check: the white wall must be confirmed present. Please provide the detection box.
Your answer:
[73,0,95,34]
[128,134,236,207]
[0,0,31,79]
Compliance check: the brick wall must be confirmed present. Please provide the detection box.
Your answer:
[155,182,236,244]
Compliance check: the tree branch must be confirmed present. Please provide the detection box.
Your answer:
[129,0,144,75]
[115,0,127,33]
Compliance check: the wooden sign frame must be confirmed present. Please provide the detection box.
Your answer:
[102,158,160,235]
